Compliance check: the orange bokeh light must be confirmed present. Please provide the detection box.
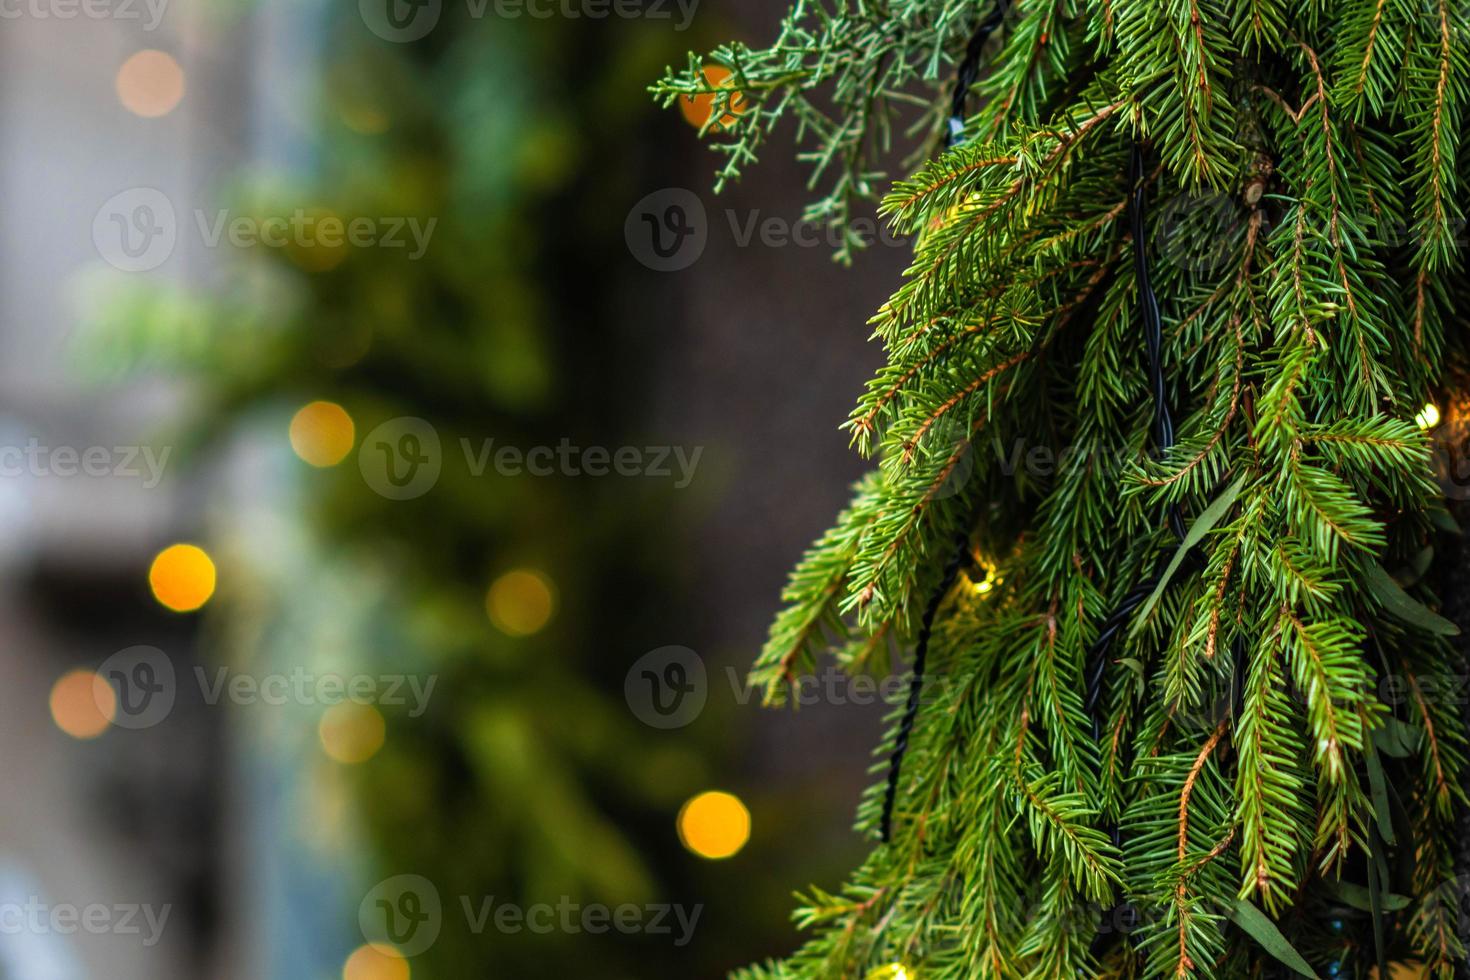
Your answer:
[290,400,356,466]
[343,943,410,980]
[50,669,116,739]
[319,703,386,764]
[115,50,185,118]
[677,790,751,859]
[485,569,555,637]
[678,66,747,131]
[149,543,217,612]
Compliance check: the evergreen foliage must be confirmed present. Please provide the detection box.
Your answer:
[659,0,1470,974]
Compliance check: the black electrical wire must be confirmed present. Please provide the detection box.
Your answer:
[1084,141,1204,958]
[880,137,1190,852]
[942,1,1009,150]
[1084,141,1187,742]
[879,530,973,843]
[878,3,1007,845]
[1129,142,1188,543]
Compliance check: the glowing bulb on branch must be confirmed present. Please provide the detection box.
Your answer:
[1416,402,1442,430]
[866,965,913,980]
[970,565,999,597]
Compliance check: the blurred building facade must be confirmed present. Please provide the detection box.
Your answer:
[0,0,908,976]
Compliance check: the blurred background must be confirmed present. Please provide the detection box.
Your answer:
[0,0,918,976]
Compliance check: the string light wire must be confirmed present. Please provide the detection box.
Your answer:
[879,17,1196,854]
[879,2,1007,845]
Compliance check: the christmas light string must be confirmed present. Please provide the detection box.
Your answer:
[1082,139,1190,955]
[879,18,1198,859]
[879,2,1007,845]
[879,528,973,844]
[1084,140,1189,741]
[942,0,1008,150]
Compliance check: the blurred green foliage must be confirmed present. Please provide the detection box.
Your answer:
[73,5,763,976]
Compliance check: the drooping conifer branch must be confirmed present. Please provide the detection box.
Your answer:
[659,0,1470,974]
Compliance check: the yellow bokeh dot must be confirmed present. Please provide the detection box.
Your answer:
[866,966,912,980]
[319,702,386,764]
[290,401,356,467]
[678,65,747,130]
[485,569,555,637]
[677,790,751,860]
[149,543,217,613]
[115,50,185,118]
[970,565,998,596]
[50,669,116,740]
[343,943,410,980]
[1416,402,1442,430]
